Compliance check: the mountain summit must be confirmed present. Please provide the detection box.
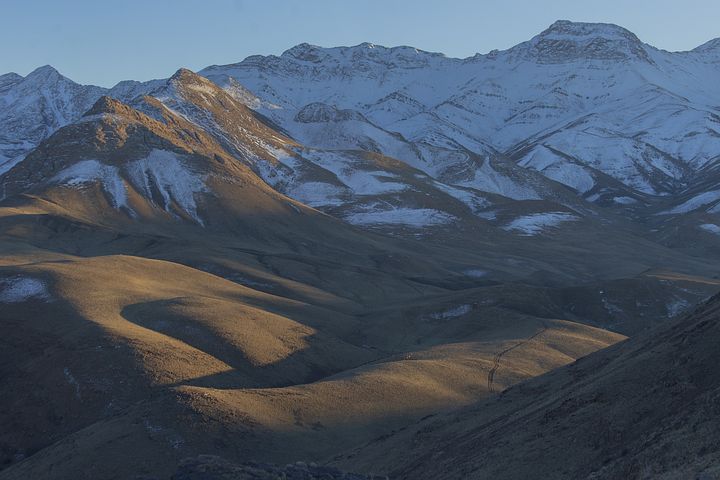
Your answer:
[512,20,651,63]
[280,41,447,66]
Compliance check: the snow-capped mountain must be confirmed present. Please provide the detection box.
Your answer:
[200,20,720,203]
[2,20,720,234]
[0,70,539,234]
[0,66,105,174]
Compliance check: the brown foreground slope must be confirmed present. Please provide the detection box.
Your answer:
[334,294,720,479]
[0,239,623,479]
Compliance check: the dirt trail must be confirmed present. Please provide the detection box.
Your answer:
[487,323,548,393]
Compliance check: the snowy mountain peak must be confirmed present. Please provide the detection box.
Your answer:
[0,72,23,93]
[0,72,23,84]
[0,64,106,160]
[279,42,448,67]
[516,20,650,63]
[541,20,638,40]
[692,37,720,54]
[281,42,325,62]
[5,21,720,225]
[25,64,63,82]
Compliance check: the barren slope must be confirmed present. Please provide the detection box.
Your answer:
[334,295,720,479]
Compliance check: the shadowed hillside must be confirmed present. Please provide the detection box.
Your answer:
[334,294,720,479]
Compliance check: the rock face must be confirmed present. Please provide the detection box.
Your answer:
[171,456,385,480]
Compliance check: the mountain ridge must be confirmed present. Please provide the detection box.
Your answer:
[3,21,720,239]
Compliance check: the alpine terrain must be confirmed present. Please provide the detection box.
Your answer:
[1,20,720,480]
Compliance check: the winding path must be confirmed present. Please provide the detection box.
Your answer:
[487,323,548,393]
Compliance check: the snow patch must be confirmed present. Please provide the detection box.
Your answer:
[0,276,50,303]
[503,212,579,236]
[663,190,720,214]
[127,150,208,224]
[464,269,488,278]
[52,160,128,208]
[346,206,456,227]
[344,172,408,196]
[519,146,595,193]
[302,151,409,196]
[699,223,720,235]
[0,154,25,177]
[428,304,472,320]
[475,210,497,220]
[601,297,624,316]
[434,182,491,213]
[458,158,540,201]
[288,182,346,207]
[666,298,689,317]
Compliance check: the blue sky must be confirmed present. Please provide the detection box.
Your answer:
[1,0,718,87]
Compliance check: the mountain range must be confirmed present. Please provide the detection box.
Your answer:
[1,20,720,479]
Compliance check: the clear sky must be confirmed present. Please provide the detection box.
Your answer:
[1,0,718,87]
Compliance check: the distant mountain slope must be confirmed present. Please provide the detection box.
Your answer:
[3,70,717,291]
[3,21,719,209]
[0,66,105,171]
[0,67,589,238]
[201,21,720,202]
[334,293,720,479]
